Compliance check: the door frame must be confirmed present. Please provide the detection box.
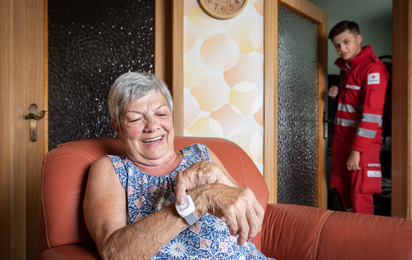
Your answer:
[392,0,412,218]
[158,0,328,206]
[271,0,329,207]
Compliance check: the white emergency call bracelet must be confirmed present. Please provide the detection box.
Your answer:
[175,195,198,225]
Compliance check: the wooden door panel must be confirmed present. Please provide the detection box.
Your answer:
[0,0,45,259]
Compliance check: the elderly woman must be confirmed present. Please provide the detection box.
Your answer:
[83,72,271,259]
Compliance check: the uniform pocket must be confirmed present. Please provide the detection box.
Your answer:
[361,163,382,194]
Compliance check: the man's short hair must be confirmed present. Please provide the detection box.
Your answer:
[328,20,360,40]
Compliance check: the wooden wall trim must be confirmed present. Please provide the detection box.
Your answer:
[318,20,329,209]
[155,0,183,135]
[44,0,49,154]
[171,0,184,136]
[409,0,412,218]
[409,0,412,219]
[0,0,13,258]
[392,0,412,218]
[154,0,172,88]
[154,0,166,80]
[264,0,278,204]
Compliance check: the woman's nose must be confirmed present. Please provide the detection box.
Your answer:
[144,117,160,132]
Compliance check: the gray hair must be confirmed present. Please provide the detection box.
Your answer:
[108,72,173,127]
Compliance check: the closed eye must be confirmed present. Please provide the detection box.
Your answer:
[157,112,169,117]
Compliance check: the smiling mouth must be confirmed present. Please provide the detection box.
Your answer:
[142,136,163,144]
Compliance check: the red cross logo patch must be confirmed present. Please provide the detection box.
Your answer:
[368,73,380,85]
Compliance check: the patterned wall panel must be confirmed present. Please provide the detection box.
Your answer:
[184,0,264,172]
[277,5,319,206]
[48,0,154,150]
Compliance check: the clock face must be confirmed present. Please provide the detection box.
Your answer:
[199,0,248,20]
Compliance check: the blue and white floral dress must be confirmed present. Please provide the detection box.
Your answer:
[107,143,272,260]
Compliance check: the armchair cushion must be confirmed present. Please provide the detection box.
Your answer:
[261,203,412,259]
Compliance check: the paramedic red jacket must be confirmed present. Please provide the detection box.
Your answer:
[333,45,389,153]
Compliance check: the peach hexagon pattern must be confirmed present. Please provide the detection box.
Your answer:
[184,0,264,173]
[226,16,257,54]
[228,126,263,165]
[187,117,222,137]
[184,92,200,129]
[184,50,207,89]
[200,34,239,71]
[229,82,262,115]
[184,17,197,53]
[191,76,229,111]
[209,104,243,137]
[250,20,264,54]
[186,6,224,40]
[224,54,262,88]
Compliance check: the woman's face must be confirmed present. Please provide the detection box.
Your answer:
[112,91,175,166]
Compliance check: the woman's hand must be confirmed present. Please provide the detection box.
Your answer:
[189,183,265,246]
[174,160,226,205]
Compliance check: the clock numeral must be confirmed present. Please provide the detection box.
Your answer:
[200,0,245,19]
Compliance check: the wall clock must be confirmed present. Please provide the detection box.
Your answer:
[198,0,248,20]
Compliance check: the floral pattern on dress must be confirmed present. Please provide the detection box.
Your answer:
[107,143,272,260]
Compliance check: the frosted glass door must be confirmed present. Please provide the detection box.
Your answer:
[277,4,319,206]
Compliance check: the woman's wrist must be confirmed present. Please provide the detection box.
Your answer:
[187,187,208,218]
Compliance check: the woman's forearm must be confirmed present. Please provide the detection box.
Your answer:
[100,204,188,260]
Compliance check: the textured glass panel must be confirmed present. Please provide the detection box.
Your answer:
[277,5,319,206]
[48,0,154,150]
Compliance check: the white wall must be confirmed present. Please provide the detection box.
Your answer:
[308,0,393,75]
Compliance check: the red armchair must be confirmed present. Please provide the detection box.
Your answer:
[37,137,412,260]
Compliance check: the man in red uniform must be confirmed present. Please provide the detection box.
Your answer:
[328,21,388,214]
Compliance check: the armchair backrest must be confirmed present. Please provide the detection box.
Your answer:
[37,137,269,259]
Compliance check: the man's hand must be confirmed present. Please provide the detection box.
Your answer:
[174,161,225,205]
[189,183,265,246]
[347,150,361,171]
[329,85,339,99]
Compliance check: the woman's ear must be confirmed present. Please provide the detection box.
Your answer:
[111,119,122,138]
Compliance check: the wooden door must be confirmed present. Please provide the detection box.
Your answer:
[274,0,328,208]
[0,0,45,259]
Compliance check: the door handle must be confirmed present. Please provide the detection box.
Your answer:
[322,111,331,140]
[25,104,46,142]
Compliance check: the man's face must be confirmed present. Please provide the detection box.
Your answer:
[332,29,362,61]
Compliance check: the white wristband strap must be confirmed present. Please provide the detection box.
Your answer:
[175,195,199,225]
[184,211,199,225]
